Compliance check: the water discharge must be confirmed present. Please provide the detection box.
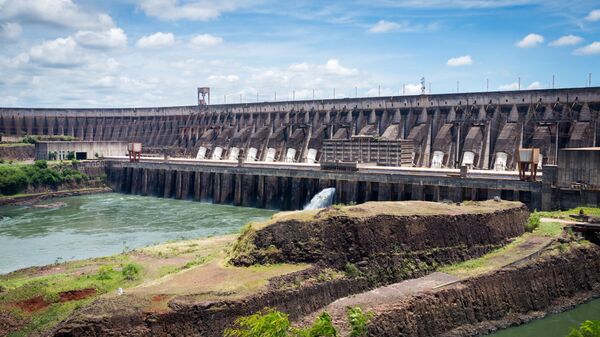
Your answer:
[304,188,336,210]
[0,193,275,274]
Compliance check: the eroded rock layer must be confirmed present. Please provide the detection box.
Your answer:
[366,243,600,337]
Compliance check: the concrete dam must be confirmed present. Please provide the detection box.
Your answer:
[2,87,600,210]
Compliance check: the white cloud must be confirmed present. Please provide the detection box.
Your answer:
[0,22,21,40]
[137,0,247,21]
[28,37,85,67]
[369,20,402,33]
[499,82,519,90]
[368,1,541,8]
[549,34,583,47]
[403,83,422,95]
[208,74,240,82]
[322,59,358,76]
[75,28,127,49]
[527,81,543,89]
[446,55,472,67]
[190,34,223,48]
[574,42,600,55]
[0,0,114,30]
[585,9,600,22]
[516,33,544,48]
[498,81,542,90]
[288,62,310,71]
[136,32,175,48]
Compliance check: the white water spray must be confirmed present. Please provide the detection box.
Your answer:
[304,188,336,210]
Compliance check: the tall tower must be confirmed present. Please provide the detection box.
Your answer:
[198,87,210,106]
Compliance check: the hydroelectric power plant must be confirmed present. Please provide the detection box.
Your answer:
[2,87,600,337]
[2,87,600,211]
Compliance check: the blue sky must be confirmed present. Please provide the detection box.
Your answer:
[0,0,599,107]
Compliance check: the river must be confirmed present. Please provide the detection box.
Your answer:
[0,193,275,274]
[487,298,600,337]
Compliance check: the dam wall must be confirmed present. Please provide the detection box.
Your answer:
[105,161,541,210]
[2,87,599,169]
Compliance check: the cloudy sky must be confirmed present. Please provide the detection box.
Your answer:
[0,0,599,107]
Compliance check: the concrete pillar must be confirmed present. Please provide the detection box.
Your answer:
[378,183,392,201]
[411,184,424,201]
[449,187,463,203]
[234,174,243,206]
[175,171,183,199]
[193,172,202,201]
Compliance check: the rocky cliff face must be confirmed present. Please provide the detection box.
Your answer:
[51,201,530,337]
[366,243,600,337]
[231,202,529,285]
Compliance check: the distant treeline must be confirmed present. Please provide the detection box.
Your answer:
[0,160,88,195]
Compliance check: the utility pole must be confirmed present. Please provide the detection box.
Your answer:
[313,88,315,99]
[333,88,336,99]
[402,84,405,95]
[552,75,555,89]
[274,91,277,101]
[456,80,459,93]
[355,86,358,98]
[589,73,592,87]
[224,94,226,104]
[518,77,521,90]
[486,79,489,92]
[378,85,381,97]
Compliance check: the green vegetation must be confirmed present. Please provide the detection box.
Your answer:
[538,207,600,220]
[122,263,142,280]
[0,256,139,337]
[344,263,362,278]
[525,211,541,232]
[567,320,600,337]
[20,135,76,144]
[224,308,338,337]
[347,306,373,337]
[0,160,88,195]
[440,220,564,278]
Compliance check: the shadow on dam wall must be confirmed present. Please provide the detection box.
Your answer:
[106,164,538,211]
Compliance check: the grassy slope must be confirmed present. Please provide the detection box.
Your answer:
[0,232,308,337]
[440,220,564,278]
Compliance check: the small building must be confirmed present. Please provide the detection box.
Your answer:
[557,147,600,190]
[35,141,129,160]
[322,136,414,167]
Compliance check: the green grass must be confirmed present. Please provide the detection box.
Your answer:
[0,143,34,148]
[440,221,564,277]
[0,255,142,337]
[538,207,600,220]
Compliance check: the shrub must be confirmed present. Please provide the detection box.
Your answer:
[344,263,361,278]
[525,211,541,232]
[66,151,75,160]
[96,266,114,280]
[347,306,373,337]
[21,135,38,144]
[0,166,28,195]
[122,263,141,280]
[567,320,600,337]
[224,308,290,337]
[298,312,338,337]
[34,160,48,169]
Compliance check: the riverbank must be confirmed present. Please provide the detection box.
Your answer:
[1,201,597,337]
[0,187,112,206]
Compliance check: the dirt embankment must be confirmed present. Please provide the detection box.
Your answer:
[50,201,529,337]
[231,201,529,284]
[366,243,600,337]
